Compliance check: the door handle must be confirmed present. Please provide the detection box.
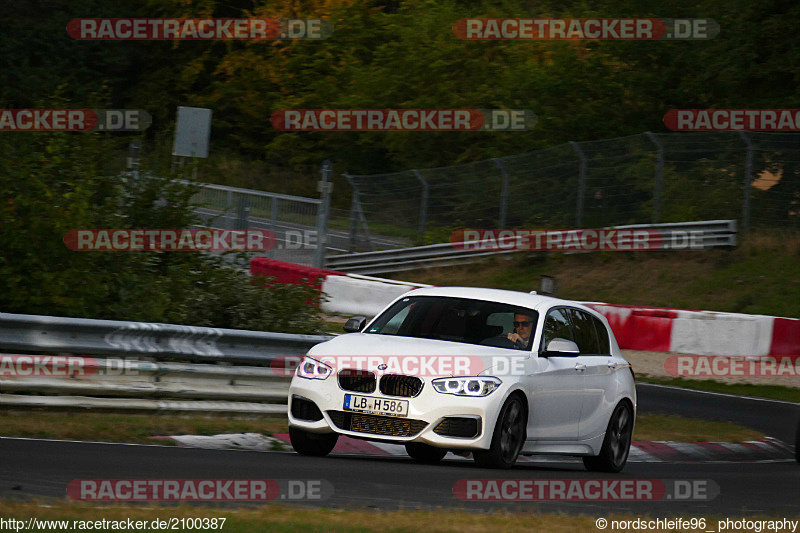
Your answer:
[607,361,618,369]
[575,363,586,371]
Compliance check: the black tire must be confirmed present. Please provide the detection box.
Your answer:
[474,395,527,469]
[405,443,448,464]
[289,427,339,457]
[583,401,634,473]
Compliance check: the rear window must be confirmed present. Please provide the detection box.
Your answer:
[591,314,611,355]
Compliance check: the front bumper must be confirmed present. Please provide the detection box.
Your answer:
[288,375,509,450]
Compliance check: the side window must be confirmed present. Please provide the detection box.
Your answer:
[568,309,600,355]
[541,308,574,352]
[591,314,611,355]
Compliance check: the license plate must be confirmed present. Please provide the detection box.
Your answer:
[343,394,409,417]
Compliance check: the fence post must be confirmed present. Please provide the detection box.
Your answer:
[569,141,587,228]
[412,170,429,238]
[127,140,140,180]
[269,197,278,231]
[343,174,359,252]
[235,195,250,230]
[738,131,753,233]
[493,158,510,228]
[645,131,664,224]
[225,190,234,229]
[314,160,332,268]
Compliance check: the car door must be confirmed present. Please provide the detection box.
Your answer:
[527,307,584,441]
[568,308,617,441]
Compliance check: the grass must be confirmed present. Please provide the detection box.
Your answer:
[394,231,800,318]
[631,414,763,442]
[0,410,764,444]
[0,410,289,444]
[639,377,800,403]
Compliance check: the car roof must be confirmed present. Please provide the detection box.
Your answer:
[401,286,590,314]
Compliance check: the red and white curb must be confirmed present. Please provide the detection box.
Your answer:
[161,433,794,463]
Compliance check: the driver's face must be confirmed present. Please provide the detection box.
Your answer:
[513,314,534,340]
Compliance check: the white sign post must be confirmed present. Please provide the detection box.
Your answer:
[173,106,212,158]
[172,107,212,179]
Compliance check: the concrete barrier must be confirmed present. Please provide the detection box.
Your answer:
[670,310,775,356]
[250,257,343,290]
[320,274,431,317]
[771,318,800,356]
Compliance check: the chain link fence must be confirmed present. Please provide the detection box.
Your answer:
[190,182,323,266]
[183,132,800,264]
[343,132,800,249]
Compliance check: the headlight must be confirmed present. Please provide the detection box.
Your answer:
[296,356,332,380]
[432,376,501,397]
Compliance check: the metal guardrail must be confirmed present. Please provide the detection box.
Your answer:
[0,394,288,414]
[326,220,738,275]
[0,312,332,413]
[0,357,293,414]
[0,312,331,363]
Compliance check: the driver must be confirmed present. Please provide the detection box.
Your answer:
[507,313,534,349]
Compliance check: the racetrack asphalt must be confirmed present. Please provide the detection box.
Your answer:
[1,384,797,515]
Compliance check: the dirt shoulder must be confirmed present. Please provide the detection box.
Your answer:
[623,350,800,388]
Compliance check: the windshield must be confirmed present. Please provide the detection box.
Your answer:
[365,296,538,350]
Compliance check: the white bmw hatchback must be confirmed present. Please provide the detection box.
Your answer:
[288,287,636,472]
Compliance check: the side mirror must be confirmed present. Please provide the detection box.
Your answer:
[543,338,580,357]
[343,316,367,333]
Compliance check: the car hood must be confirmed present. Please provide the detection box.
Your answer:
[306,333,530,378]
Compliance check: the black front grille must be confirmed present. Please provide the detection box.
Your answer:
[434,417,480,438]
[379,374,423,397]
[291,395,323,421]
[327,411,428,437]
[338,369,376,393]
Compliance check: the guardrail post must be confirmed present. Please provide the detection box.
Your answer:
[493,158,510,228]
[645,131,664,224]
[569,141,587,228]
[315,160,332,268]
[412,170,429,238]
[738,131,753,233]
